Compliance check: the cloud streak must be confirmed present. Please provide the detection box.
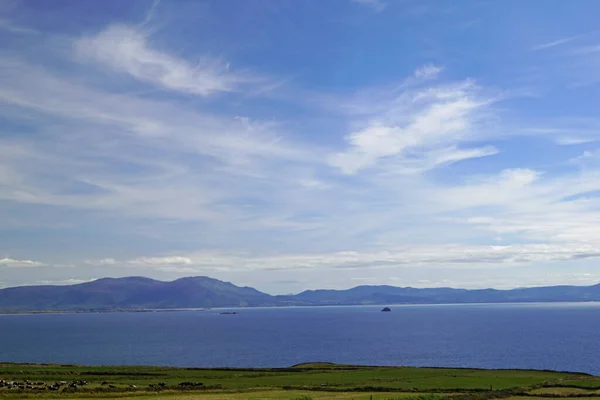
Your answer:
[532,36,580,51]
[32,242,600,275]
[329,78,496,174]
[75,25,262,96]
[0,19,38,35]
[0,258,43,268]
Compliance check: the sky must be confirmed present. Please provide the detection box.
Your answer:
[2,0,600,294]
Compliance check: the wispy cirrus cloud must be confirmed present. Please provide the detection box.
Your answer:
[64,242,600,277]
[127,256,193,265]
[414,64,443,79]
[32,278,94,286]
[0,18,38,35]
[532,35,580,51]
[185,243,600,269]
[6,243,600,292]
[75,25,263,96]
[328,74,497,174]
[433,164,600,244]
[87,256,195,272]
[0,258,43,268]
[0,55,318,222]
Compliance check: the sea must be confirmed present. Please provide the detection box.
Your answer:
[1,303,599,375]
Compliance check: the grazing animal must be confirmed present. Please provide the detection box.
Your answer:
[179,381,204,387]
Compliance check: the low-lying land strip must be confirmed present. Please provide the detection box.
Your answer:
[1,362,600,399]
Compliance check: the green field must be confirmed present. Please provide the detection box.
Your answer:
[1,362,600,399]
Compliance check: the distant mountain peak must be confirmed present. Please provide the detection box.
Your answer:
[1,277,600,312]
[173,276,213,282]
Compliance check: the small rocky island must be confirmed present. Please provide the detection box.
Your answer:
[381,307,391,312]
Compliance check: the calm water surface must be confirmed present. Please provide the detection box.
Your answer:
[1,303,599,374]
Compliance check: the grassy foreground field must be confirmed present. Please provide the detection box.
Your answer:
[1,362,600,399]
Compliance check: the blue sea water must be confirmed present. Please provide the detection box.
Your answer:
[1,303,599,375]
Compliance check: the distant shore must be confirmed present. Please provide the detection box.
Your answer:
[2,276,600,314]
[2,300,600,315]
[0,308,209,315]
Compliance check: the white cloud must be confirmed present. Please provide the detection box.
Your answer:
[75,25,260,96]
[375,145,499,175]
[431,165,600,244]
[0,19,38,35]
[0,58,317,222]
[5,247,600,292]
[0,258,43,268]
[329,81,494,174]
[92,258,116,265]
[33,278,94,286]
[89,256,194,267]
[86,255,212,273]
[556,137,598,145]
[521,118,600,145]
[532,36,579,51]
[140,0,161,26]
[414,64,443,79]
[423,145,498,167]
[65,243,600,276]
[128,256,193,265]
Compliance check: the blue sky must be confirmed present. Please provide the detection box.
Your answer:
[2,0,600,293]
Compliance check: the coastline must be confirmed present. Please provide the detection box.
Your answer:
[0,360,594,375]
[2,300,600,315]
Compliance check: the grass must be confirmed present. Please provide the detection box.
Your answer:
[67,393,440,400]
[0,362,599,399]
[528,387,600,395]
[545,380,600,389]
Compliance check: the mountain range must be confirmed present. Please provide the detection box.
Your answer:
[1,276,600,312]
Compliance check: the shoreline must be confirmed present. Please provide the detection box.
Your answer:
[2,300,600,315]
[0,360,594,376]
